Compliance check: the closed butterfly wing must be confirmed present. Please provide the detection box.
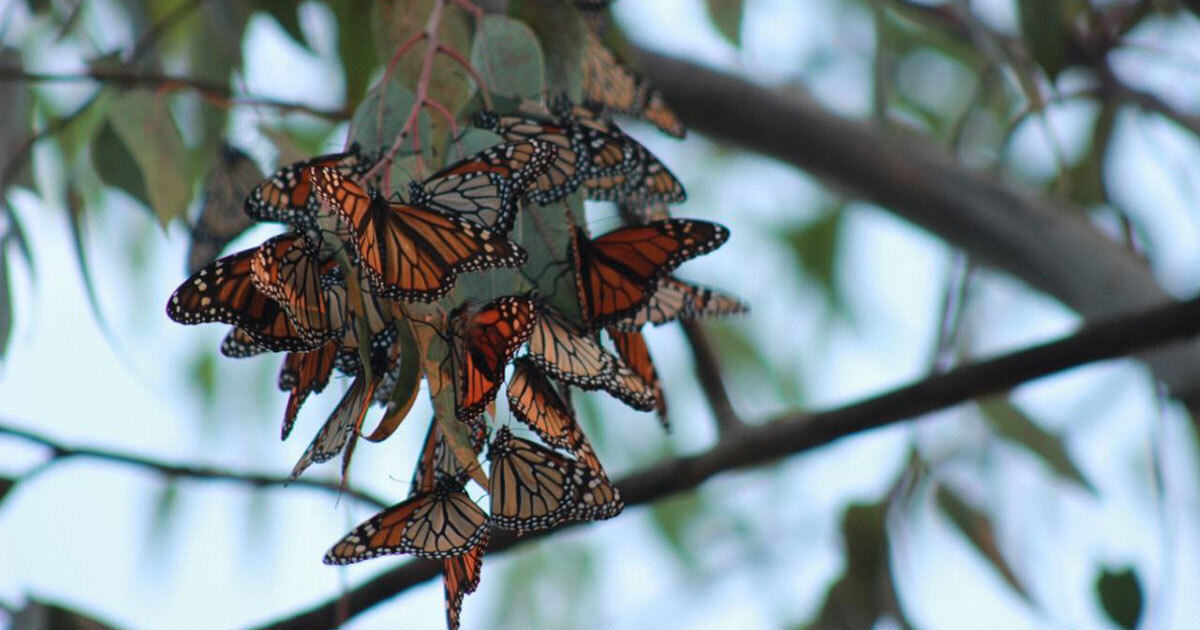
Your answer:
[565,457,623,521]
[488,426,575,533]
[188,145,263,273]
[167,248,324,352]
[290,373,376,481]
[251,233,346,344]
[311,167,527,302]
[507,357,603,474]
[219,327,267,358]
[585,144,684,204]
[610,276,748,331]
[608,329,667,424]
[409,140,557,233]
[580,30,686,138]
[244,143,373,231]
[277,339,339,440]
[527,306,616,389]
[572,219,729,327]
[411,419,470,496]
[452,296,539,423]
[444,530,488,630]
[324,473,488,563]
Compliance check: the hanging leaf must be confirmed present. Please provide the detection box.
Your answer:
[705,0,744,47]
[511,0,587,98]
[92,120,150,208]
[255,0,309,51]
[365,316,422,442]
[1016,0,1067,79]
[1096,566,1142,630]
[0,241,12,359]
[807,502,913,629]
[977,397,1094,493]
[648,491,706,571]
[935,485,1032,603]
[0,477,14,504]
[782,207,847,314]
[107,89,192,228]
[0,48,33,189]
[470,15,545,100]
[65,188,115,343]
[330,0,377,106]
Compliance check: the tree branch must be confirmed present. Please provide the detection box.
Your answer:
[253,293,1200,630]
[0,424,387,509]
[633,50,1200,408]
[680,320,743,435]
[0,65,351,120]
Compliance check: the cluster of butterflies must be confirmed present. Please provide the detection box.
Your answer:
[166,4,741,628]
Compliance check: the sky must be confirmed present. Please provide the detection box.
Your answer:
[3,0,1200,629]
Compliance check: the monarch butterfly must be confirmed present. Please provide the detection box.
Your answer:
[408,140,558,233]
[581,30,686,139]
[527,305,616,389]
[618,200,671,224]
[444,531,487,630]
[311,166,528,302]
[251,233,347,344]
[451,296,539,424]
[167,246,330,352]
[244,142,375,233]
[487,426,575,533]
[507,357,604,475]
[609,276,749,331]
[571,219,729,327]
[323,471,488,563]
[584,144,685,204]
[608,328,667,426]
[470,103,640,205]
[277,339,339,441]
[289,372,376,481]
[489,427,621,532]
[188,144,263,273]
[219,327,267,358]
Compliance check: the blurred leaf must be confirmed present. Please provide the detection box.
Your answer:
[708,322,802,405]
[330,0,376,106]
[255,0,308,50]
[107,89,191,227]
[1096,566,1143,630]
[808,502,912,630]
[0,48,33,189]
[147,480,180,556]
[705,0,744,47]
[977,397,1094,492]
[782,207,847,314]
[65,188,114,344]
[350,77,432,180]
[648,492,705,571]
[0,242,11,359]
[369,319,422,441]
[189,350,218,413]
[257,125,314,165]
[92,120,150,206]
[12,598,123,630]
[511,0,587,98]
[1061,100,1116,207]
[470,15,545,100]
[54,90,109,167]
[935,485,1032,603]
[187,144,264,273]
[1016,0,1067,78]
[0,477,14,503]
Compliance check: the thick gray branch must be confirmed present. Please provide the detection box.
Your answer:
[636,51,1200,406]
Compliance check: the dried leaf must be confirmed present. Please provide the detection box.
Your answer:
[935,485,1032,603]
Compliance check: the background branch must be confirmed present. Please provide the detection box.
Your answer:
[0,424,388,509]
[254,293,1200,630]
[634,50,1200,408]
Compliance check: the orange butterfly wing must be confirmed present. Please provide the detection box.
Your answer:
[453,296,539,422]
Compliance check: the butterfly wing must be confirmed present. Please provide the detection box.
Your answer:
[573,219,729,326]
[251,233,346,344]
[188,145,263,273]
[278,339,339,440]
[507,357,603,474]
[312,167,528,302]
[580,30,686,138]
[167,248,323,352]
[453,296,539,423]
[527,306,616,388]
[244,143,373,231]
[608,328,667,424]
[443,530,488,630]
[609,276,748,331]
[487,427,575,533]
[219,327,267,358]
[410,141,557,233]
[290,373,375,481]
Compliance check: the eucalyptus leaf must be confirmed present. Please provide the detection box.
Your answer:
[0,477,14,503]
[977,397,1094,493]
[705,0,744,47]
[107,89,192,228]
[0,48,33,189]
[1096,566,1142,630]
[0,242,12,359]
[470,15,545,100]
[331,0,377,106]
[93,120,150,206]
[935,485,1032,603]
[783,207,847,314]
[510,0,586,99]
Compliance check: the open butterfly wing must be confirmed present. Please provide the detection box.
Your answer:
[244,143,372,229]
[488,427,575,533]
[312,167,527,302]
[453,296,539,422]
[507,357,603,474]
[251,233,346,344]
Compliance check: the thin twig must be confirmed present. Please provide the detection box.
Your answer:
[254,293,1200,630]
[0,423,388,509]
[680,320,743,435]
[0,66,351,119]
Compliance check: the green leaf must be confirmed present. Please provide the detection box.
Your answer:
[92,120,150,206]
[510,0,587,98]
[0,48,33,189]
[1016,0,1067,78]
[350,78,432,179]
[705,0,744,47]
[0,477,15,503]
[256,0,309,50]
[648,492,706,571]
[1096,566,1143,630]
[977,397,1094,493]
[189,350,218,413]
[107,89,192,228]
[330,0,377,106]
[782,207,846,313]
[935,485,1032,603]
[65,188,115,344]
[470,15,545,100]
[0,240,12,359]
